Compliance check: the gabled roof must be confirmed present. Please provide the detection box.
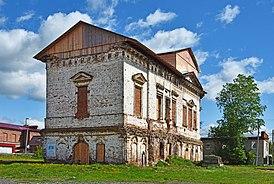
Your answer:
[157,48,200,73]
[34,21,206,97]
[0,122,40,132]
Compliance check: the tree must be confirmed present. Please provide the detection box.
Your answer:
[210,74,266,164]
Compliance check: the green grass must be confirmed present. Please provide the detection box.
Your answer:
[0,155,273,183]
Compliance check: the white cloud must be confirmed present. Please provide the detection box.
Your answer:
[217,5,240,24]
[39,11,92,45]
[86,0,118,29]
[272,6,274,13]
[27,118,45,129]
[201,123,217,137]
[194,50,208,65]
[125,9,176,32]
[0,11,93,101]
[0,29,40,71]
[201,57,263,100]
[0,71,45,101]
[0,16,7,25]
[16,11,35,22]
[257,77,274,94]
[143,28,200,53]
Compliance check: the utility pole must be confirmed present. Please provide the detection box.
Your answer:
[255,124,260,166]
[24,118,29,154]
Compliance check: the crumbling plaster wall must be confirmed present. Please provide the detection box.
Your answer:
[46,51,125,129]
[44,132,125,164]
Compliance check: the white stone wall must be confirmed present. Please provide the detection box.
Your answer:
[46,53,124,129]
[44,132,125,164]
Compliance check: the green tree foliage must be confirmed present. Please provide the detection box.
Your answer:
[210,74,266,164]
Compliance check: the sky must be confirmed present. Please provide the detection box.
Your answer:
[0,0,274,138]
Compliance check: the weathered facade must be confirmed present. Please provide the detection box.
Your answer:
[34,21,205,165]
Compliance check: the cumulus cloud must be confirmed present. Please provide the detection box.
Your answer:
[0,71,45,101]
[257,77,274,94]
[27,118,45,129]
[217,5,240,24]
[16,11,35,22]
[201,57,263,100]
[0,11,93,101]
[0,29,40,71]
[201,123,217,137]
[125,9,176,32]
[194,50,208,65]
[86,0,118,29]
[39,11,92,45]
[143,28,200,53]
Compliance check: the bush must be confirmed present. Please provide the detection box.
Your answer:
[33,145,43,159]
[246,151,256,165]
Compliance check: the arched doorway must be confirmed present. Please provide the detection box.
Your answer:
[74,142,89,164]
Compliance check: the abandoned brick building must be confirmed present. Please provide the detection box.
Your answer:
[34,21,206,165]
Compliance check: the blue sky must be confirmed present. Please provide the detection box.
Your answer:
[0,0,274,138]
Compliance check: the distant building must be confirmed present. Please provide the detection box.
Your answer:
[0,122,41,153]
[202,131,272,165]
[35,21,205,165]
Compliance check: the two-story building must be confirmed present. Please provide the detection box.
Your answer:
[0,122,41,153]
[34,21,205,165]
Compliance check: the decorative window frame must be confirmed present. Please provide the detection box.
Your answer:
[132,73,146,118]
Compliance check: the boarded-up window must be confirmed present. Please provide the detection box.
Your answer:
[183,106,187,127]
[172,100,176,121]
[194,111,197,130]
[76,86,89,119]
[134,85,142,117]
[188,108,192,130]
[97,143,105,163]
[156,95,162,119]
[165,98,170,120]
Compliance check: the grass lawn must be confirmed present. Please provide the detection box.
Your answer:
[0,155,273,183]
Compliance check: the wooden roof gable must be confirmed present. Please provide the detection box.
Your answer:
[158,48,200,73]
[34,21,129,61]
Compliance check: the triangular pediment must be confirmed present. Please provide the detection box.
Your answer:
[187,99,195,107]
[71,72,93,87]
[182,72,203,90]
[132,73,147,85]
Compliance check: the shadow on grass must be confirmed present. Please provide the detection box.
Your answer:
[0,160,45,164]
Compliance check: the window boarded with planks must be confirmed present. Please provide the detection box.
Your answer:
[183,106,187,127]
[156,95,162,119]
[194,111,197,130]
[172,100,176,122]
[97,143,105,163]
[134,85,142,118]
[188,108,192,130]
[76,86,89,119]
